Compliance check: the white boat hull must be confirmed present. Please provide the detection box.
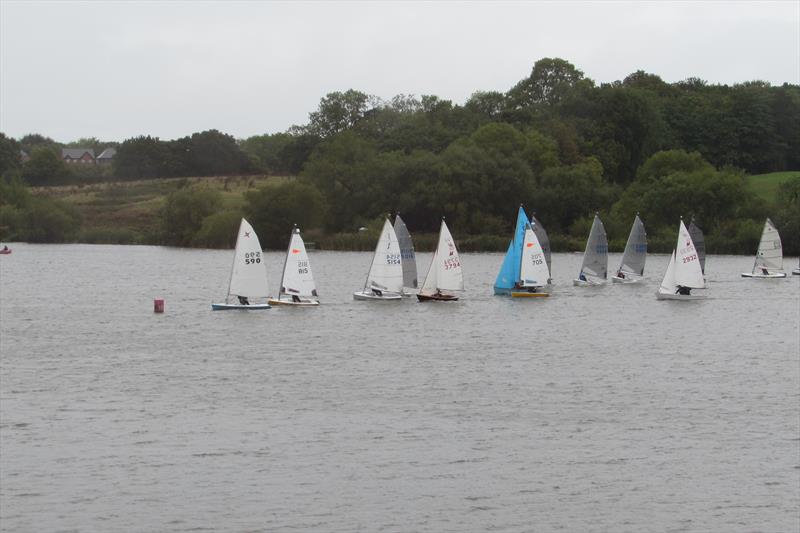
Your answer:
[211,302,271,310]
[656,291,707,301]
[611,275,641,284]
[741,272,787,278]
[793,269,800,275]
[573,278,605,287]
[268,296,319,306]
[353,290,402,301]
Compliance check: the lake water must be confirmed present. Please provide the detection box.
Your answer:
[1,244,798,532]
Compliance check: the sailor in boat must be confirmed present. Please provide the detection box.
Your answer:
[292,295,301,303]
[238,296,250,305]
[617,270,625,279]
[372,288,383,297]
[761,267,769,275]
[2,245,7,251]
[579,271,587,282]
[676,286,691,296]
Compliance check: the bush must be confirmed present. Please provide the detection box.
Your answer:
[193,210,243,248]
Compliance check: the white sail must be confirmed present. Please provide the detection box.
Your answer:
[579,214,608,279]
[279,227,318,298]
[435,219,464,291]
[658,250,678,295]
[530,214,552,276]
[227,218,269,300]
[618,215,647,277]
[674,220,705,288]
[752,218,783,272]
[419,248,439,294]
[364,219,404,293]
[519,223,550,287]
[394,215,418,289]
[419,219,463,294]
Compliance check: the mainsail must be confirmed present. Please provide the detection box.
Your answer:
[279,227,318,297]
[675,220,705,288]
[364,219,404,293]
[530,214,552,276]
[618,214,647,277]
[519,222,550,287]
[752,218,783,272]
[579,214,608,280]
[227,218,269,301]
[688,219,706,274]
[393,214,418,289]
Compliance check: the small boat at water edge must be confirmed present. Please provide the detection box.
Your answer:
[354,218,404,301]
[612,214,647,284]
[656,219,707,301]
[573,213,608,286]
[741,218,787,278]
[417,219,464,302]
[269,226,320,306]
[211,218,271,310]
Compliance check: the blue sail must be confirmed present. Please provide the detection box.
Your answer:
[494,206,529,294]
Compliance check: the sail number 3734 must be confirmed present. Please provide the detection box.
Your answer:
[444,257,460,270]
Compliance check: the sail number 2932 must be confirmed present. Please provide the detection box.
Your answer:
[682,254,697,263]
[244,251,261,264]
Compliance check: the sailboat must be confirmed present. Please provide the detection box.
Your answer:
[573,213,608,286]
[494,206,529,295]
[268,226,320,306]
[417,218,464,301]
[656,219,706,300]
[741,218,787,278]
[354,218,404,300]
[211,218,271,310]
[393,214,418,294]
[511,222,551,298]
[612,214,647,283]
[793,259,800,275]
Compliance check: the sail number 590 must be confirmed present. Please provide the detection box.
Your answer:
[245,252,261,264]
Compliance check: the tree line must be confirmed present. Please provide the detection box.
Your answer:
[0,58,798,254]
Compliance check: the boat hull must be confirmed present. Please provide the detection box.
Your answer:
[510,291,549,298]
[793,269,800,275]
[611,275,641,284]
[656,291,707,301]
[417,292,459,302]
[573,278,605,287]
[211,302,271,310]
[741,272,787,278]
[268,296,319,306]
[0,250,11,255]
[353,290,402,301]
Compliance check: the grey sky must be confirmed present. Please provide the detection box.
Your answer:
[1,1,798,143]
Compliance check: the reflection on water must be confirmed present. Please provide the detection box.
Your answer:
[1,244,798,532]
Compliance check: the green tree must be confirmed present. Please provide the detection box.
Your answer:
[162,187,222,246]
[0,133,22,177]
[193,210,243,248]
[507,57,592,109]
[21,147,70,186]
[244,181,326,248]
[114,136,171,180]
[308,90,374,137]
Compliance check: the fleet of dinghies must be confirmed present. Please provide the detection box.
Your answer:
[211,211,796,310]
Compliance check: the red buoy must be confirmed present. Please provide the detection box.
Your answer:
[154,299,165,313]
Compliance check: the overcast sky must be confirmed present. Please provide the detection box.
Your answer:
[1,1,798,143]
